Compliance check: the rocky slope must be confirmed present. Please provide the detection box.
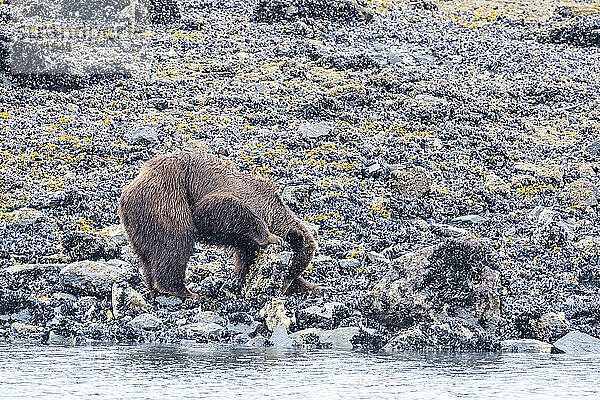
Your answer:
[1,0,600,351]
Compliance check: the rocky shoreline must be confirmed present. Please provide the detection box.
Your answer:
[1,0,600,352]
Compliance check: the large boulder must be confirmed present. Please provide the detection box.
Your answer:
[59,260,131,297]
[553,331,600,354]
[362,239,501,351]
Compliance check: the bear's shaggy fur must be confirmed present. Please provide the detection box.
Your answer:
[119,151,319,298]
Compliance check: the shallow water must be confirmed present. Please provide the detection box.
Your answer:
[0,343,599,399]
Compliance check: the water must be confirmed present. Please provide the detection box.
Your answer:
[1,344,599,399]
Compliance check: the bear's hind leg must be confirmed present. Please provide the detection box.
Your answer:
[150,232,198,298]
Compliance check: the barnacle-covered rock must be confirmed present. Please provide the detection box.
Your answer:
[362,239,501,351]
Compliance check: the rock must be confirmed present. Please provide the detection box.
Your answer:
[553,331,600,354]
[586,142,600,156]
[226,313,260,336]
[270,325,293,347]
[484,173,509,195]
[431,223,470,237]
[61,228,121,262]
[289,326,359,349]
[180,322,225,340]
[260,299,295,331]
[127,313,163,331]
[318,327,360,350]
[384,321,498,351]
[532,312,570,343]
[415,94,447,105]
[129,127,159,144]
[48,330,76,346]
[3,263,65,275]
[155,295,183,307]
[544,17,600,47]
[514,162,564,182]
[253,0,373,23]
[244,246,292,299]
[389,166,432,197]
[301,302,345,320]
[60,260,129,296]
[10,322,44,341]
[247,333,267,347]
[4,208,46,227]
[10,309,32,323]
[290,327,323,346]
[362,239,500,351]
[338,258,360,270]
[452,215,488,224]
[366,251,390,265]
[530,207,576,248]
[282,185,311,208]
[111,282,147,318]
[298,122,331,139]
[566,178,599,206]
[100,224,129,246]
[500,339,559,353]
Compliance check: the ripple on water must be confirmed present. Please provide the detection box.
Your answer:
[0,344,599,399]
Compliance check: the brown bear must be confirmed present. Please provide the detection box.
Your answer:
[119,151,320,298]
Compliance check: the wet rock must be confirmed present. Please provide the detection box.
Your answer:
[566,179,599,207]
[362,239,500,350]
[111,282,147,318]
[270,325,293,347]
[290,326,360,349]
[500,339,559,353]
[48,330,76,346]
[180,322,225,340]
[253,0,373,23]
[531,312,570,343]
[389,166,432,197]
[298,122,331,139]
[384,321,498,351]
[10,309,32,323]
[586,142,600,156]
[261,299,295,331]
[129,127,159,144]
[226,313,260,336]
[297,302,348,330]
[10,322,45,341]
[247,333,267,347]
[59,260,130,297]
[338,258,360,270]
[290,327,323,346]
[553,331,600,354]
[319,327,360,350]
[127,313,163,331]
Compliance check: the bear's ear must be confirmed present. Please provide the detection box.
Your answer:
[286,227,304,247]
